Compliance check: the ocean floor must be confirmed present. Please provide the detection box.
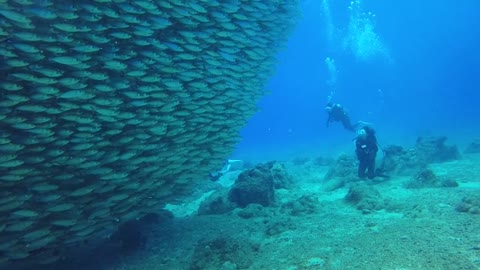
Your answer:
[39,154,480,270]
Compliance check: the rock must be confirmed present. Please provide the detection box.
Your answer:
[344,184,385,214]
[415,136,460,163]
[264,217,296,236]
[280,194,320,216]
[323,154,357,181]
[228,162,276,207]
[456,196,480,214]
[405,168,458,189]
[464,139,480,154]
[322,177,346,192]
[198,189,236,215]
[405,168,439,189]
[271,162,294,189]
[382,145,425,175]
[440,178,459,188]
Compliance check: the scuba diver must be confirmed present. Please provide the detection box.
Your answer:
[209,159,244,181]
[355,126,378,179]
[325,102,357,132]
[354,126,390,180]
[326,102,372,132]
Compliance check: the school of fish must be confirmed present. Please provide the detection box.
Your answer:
[0,0,299,265]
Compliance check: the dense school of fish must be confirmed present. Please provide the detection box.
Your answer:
[0,0,299,265]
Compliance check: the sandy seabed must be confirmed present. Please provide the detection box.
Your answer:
[58,154,480,270]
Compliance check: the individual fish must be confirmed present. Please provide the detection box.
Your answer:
[0,9,32,24]
[59,90,95,100]
[51,56,82,65]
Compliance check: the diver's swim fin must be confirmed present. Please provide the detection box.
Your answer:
[375,169,390,179]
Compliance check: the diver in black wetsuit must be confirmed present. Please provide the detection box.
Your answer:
[325,102,357,132]
[355,126,379,179]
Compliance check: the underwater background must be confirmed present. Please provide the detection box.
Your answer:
[235,0,480,161]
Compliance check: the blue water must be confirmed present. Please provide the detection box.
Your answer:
[234,0,480,161]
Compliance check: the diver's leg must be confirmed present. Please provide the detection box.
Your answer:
[342,117,355,132]
[358,161,367,178]
[367,157,376,179]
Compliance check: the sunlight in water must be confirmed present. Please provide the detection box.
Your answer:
[325,57,337,101]
[344,0,393,63]
[321,0,334,46]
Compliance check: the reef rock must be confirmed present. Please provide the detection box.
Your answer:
[198,189,236,216]
[405,168,458,189]
[324,154,357,181]
[464,139,480,154]
[344,183,386,214]
[415,136,460,163]
[323,154,357,191]
[280,194,320,216]
[382,145,424,175]
[228,162,276,207]
[271,162,294,189]
[456,196,480,214]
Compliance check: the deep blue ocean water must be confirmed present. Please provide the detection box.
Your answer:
[234,0,480,161]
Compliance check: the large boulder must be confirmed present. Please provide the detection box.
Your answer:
[228,162,276,207]
[344,183,387,214]
[382,145,424,175]
[415,136,460,163]
[323,154,357,181]
[270,162,294,189]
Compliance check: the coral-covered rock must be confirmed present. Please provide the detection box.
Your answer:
[456,197,480,214]
[415,136,460,163]
[382,145,425,175]
[405,168,438,189]
[198,189,236,215]
[228,162,275,207]
[440,178,459,188]
[271,162,294,189]
[405,168,458,189]
[344,184,385,214]
[264,217,296,236]
[324,154,357,181]
[280,194,320,216]
[464,139,480,154]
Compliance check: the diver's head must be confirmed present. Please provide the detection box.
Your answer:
[325,102,334,112]
[357,128,367,139]
[362,126,375,135]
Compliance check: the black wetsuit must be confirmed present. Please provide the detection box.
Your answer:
[355,130,379,179]
[327,104,355,132]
